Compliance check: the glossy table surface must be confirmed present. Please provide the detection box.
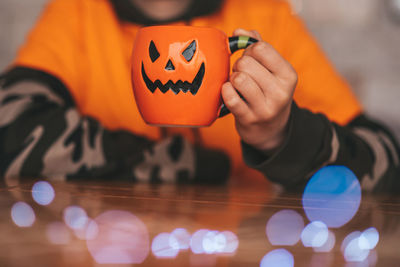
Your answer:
[1,178,399,267]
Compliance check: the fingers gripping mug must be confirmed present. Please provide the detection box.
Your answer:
[131,26,257,127]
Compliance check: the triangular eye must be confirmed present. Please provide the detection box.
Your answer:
[149,41,160,62]
[182,40,196,62]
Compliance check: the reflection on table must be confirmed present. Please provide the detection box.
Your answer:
[1,166,399,267]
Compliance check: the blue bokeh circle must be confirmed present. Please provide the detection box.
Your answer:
[302,166,361,228]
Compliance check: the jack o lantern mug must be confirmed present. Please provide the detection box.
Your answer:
[131,25,257,127]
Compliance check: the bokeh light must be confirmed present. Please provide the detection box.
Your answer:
[190,229,210,254]
[359,227,379,250]
[85,219,99,241]
[86,210,150,264]
[73,218,97,240]
[260,249,294,267]
[219,231,239,254]
[342,231,370,262]
[46,222,71,244]
[301,221,329,248]
[313,231,336,253]
[344,238,370,262]
[63,206,89,230]
[302,166,361,228]
[266,209,304,246]
[189,229,239,255]
[202,231,226,254]
[63,206,97,240]
[11,202,35,227]
[32,181,55,206]
[341,231,361,253]
[343,250,377,267]
[152,232,180,258]
[170,228,191,250]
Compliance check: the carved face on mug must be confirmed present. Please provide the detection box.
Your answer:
[131,26,230,126]
[141,39,205,95]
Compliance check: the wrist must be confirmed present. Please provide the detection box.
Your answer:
[253,104,292,152]
[256,123,289,153]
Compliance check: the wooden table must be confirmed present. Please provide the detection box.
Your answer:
[0,178,399,266]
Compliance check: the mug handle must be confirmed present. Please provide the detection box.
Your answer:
[219,36,259,118]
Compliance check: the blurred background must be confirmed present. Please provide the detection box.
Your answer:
[0,0,399,138]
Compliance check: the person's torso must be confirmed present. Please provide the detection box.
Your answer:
[67,0,293,178]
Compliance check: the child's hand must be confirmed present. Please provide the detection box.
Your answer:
[222,29,297,152]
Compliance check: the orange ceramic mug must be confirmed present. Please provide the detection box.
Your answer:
[131,25,257,127]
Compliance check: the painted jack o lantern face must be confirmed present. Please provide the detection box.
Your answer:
[141,40,206,95]
[131,26,255,127]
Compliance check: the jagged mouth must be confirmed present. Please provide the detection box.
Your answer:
[141,62,205,95]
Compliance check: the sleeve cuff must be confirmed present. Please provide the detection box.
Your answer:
[242,102,334,187]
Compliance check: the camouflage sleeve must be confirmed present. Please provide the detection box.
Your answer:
[242,102,400,193]
[0,67,230,186]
